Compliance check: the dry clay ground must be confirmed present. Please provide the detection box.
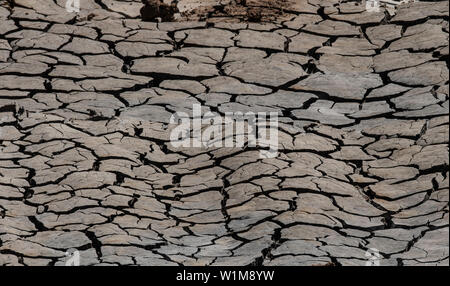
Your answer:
[0,0,449,266]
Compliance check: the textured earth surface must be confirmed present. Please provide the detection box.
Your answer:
[0,0,449,266]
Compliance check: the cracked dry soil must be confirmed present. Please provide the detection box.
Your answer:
[0,0,449,266]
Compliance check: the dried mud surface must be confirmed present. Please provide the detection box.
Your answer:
[0,0,448,266]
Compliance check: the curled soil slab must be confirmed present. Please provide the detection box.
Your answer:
[177,0,295,22]
[141,0,299,22]
[141,0,179,21]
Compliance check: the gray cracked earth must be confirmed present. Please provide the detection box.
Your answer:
[0,0,449,266]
